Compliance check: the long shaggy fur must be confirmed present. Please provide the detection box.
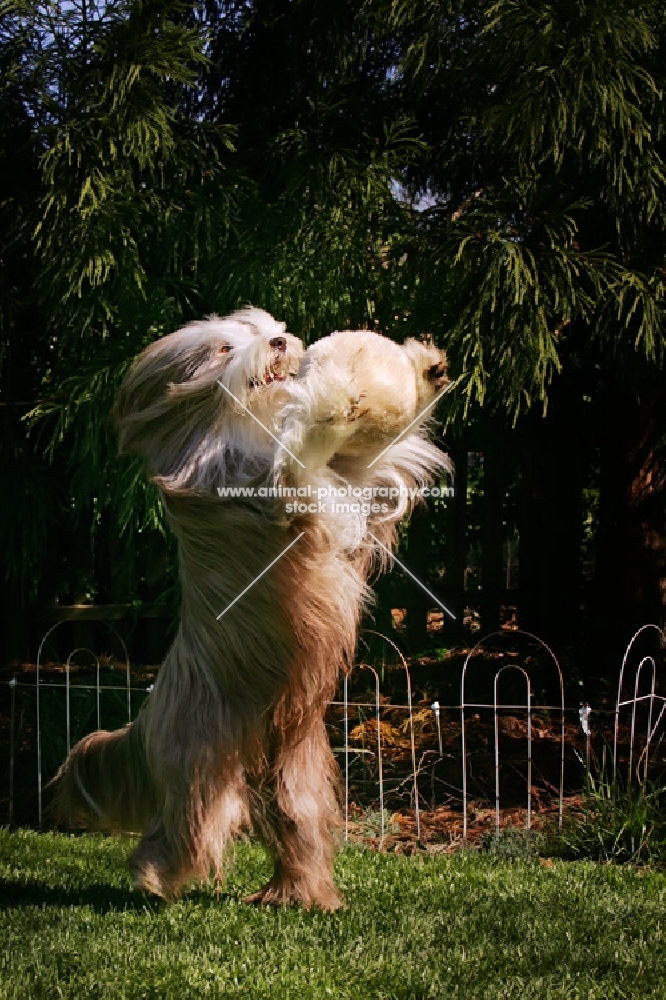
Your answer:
[51,308,451,909]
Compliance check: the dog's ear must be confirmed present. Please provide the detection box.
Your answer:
[117,337,196,402]
[113,332,233,490]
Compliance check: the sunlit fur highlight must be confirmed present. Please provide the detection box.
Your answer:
[51,309,451,909]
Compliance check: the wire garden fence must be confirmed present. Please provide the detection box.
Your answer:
[3,623,665,845]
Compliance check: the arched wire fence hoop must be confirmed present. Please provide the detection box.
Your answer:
[361,631,419,840]
[361,664,384,846]
[342,651,385,846]
[494,666,531,835]
[64,649,100,756]
[461,629,565,841]
[613,624,666,789]
[35,619,131,828]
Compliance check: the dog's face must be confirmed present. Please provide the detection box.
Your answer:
[116,308,304,489]
[209,309,304,424]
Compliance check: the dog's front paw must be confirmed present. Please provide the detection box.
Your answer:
[319,392,367,425]
[345,393,369,423]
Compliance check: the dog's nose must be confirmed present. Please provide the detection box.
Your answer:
[270,337,287,353]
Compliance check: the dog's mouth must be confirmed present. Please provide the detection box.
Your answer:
[249,358,298,389]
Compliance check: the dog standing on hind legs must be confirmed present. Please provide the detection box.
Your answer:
[51,308,451,909]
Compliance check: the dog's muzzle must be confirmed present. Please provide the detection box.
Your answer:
[249,345,299,388]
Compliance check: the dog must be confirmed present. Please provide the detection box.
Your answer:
[51,308,451,909]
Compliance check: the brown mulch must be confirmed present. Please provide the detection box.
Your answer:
[344,796,584,854]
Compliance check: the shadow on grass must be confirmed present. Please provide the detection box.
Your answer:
[0,879,240,914]
[0,879,162,913]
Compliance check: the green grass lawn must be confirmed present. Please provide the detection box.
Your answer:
[0,829,664,999]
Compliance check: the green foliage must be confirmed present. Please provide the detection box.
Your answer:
[1,830,666,997]
[202,0,423,340]
[0,0,236,598]
[480,2,661,195]
[209,119,421,342]
[32,0,237,345]
[548,776,666,867]
[437,190,608,415]
[1,0,428,600]
[383,0,666,418]
[27,357,170,559]
[2,0,666,610]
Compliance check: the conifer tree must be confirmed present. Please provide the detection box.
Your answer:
[0,0,236,624]
[381,0,666,648]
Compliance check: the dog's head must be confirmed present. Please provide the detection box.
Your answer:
[401,338,451,408]
[115,308,304,490]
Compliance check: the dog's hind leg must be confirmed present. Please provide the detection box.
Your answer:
[246,716,343,911]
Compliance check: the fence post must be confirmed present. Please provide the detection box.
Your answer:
[431,700,443,812]
[404,661,420,841]
[579,703,591,794]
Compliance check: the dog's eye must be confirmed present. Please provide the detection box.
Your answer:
[427,362,446,380]
[219,345,232,354]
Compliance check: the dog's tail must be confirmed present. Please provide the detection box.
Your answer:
[49,719,156,833]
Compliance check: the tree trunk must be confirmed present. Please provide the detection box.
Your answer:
[404,503,431,654]
[594,379,666,666]
[446,434,468,642]
[517,378,586,644]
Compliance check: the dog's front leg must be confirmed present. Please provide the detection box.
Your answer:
[245,716,343,911]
